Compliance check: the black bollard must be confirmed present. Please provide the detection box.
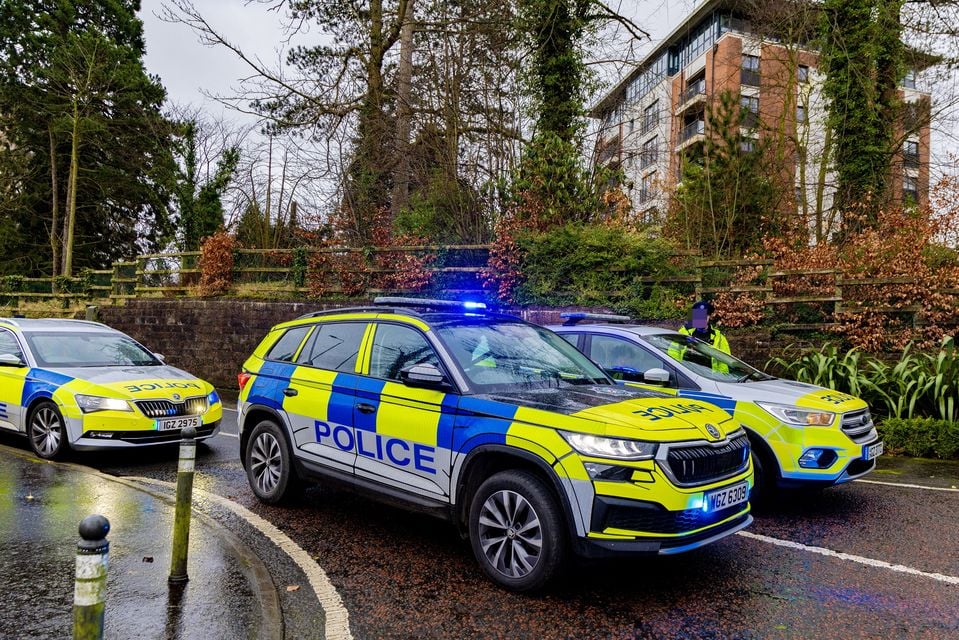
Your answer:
[169,426,197,584]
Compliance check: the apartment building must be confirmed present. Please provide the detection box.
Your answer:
[591,0,932,240]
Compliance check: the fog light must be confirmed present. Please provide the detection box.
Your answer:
[583,462,633,481]
[798,448,838,469]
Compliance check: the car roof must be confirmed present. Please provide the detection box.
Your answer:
[550,323,682,338]
[0,318,117,333]
[271,308,526,332]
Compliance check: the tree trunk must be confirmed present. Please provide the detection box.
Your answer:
[61,99,80,277]
[48,126,60,279]
[390,0,415,219]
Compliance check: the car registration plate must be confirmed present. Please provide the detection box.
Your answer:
[704,480,749,513]
[156,416,200,431]
[863,440,884,460]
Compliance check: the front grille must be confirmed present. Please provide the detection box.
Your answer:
[665,434,750,486]
[136,397,209,418]
[604,502,746,535]
[841,409,875,443]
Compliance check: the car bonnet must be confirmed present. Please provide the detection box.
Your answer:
[48,365,211,400]
[718,377,868,412]
[474,385,737,441]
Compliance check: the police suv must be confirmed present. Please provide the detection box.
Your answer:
[552,314,881,497]
[0,318,222,459]
[237,299,755,590]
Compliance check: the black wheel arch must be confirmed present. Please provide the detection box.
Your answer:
[454,444,579,541]
[239,404,288,468]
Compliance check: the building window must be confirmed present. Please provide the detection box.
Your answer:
[742,55,761,86]
[902,68,917,89]
[740,95,759,128]
[904,139,919,168]
[640,172,656,204]
[628,119,635,135]
[798,65,810,83]
[740,138,755,153]
[642,101,659,134]
[904,175,918,203]
[797,104,807,123]
[641,137,658,169]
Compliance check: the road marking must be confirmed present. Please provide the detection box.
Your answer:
[219,431,239,439]
[855,479,959,493]
[131,476,353,640]
[737,530,959,586]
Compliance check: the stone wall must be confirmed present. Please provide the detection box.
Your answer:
[96,299,810,390]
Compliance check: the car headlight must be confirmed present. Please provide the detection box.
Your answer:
[207,390,220,406]
[560,431,658,460]
[75,394,133,413]
[756,402,835,426]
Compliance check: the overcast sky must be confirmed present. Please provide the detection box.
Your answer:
[138,0,702,121]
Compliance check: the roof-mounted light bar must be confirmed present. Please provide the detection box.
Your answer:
[561,312,632,326]
[372,297,488,312]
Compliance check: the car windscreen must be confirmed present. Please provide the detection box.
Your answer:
[433,320,610,391]
[643,333,772,383]
[24,332,161,368]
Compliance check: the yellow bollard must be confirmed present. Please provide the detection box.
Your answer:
[168,426,196,584]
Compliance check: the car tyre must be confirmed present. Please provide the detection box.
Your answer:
[28,401,69,460]
[245,419,301,504]
[468,469,567,592]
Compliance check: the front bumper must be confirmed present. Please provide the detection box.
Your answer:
[63,402,224,450]
[576,512,753,558]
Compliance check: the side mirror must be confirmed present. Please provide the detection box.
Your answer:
[153,353,166,362]
[400,363,450,389]
[643,368,671,385]
[0,353,26,368]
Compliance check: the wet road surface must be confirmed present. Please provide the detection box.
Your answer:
[3,406,958,639]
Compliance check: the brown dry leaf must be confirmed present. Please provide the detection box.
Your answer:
[286,585,300,592]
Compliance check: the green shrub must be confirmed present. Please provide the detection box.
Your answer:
[878,418,959,459]
[0,275,24,293]
[512,223,690,317]
[768,336,959,421]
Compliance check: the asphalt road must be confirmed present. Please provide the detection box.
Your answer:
[5,406,958,639]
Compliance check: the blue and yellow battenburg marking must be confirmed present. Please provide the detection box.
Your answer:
[240,315,753,541]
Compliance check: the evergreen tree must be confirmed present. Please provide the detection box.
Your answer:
[0,0,176,275]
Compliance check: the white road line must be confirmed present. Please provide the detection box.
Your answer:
[855,479,959,493]
[218,431,239,439]
[130,476,353,640]
[737,531,959,586]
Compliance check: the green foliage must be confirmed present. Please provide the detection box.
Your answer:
[174,120,240,250]
[291,247,309,289]
[0,0,176,274]
[512,223,688,318]
[668,91,780,258]
[395,168,490,243]
[769,337,959,421]
[819,0,904,218]
[878,418,959,459]
[0,275,24,293]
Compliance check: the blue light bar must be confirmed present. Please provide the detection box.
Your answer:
[372,297,489,313]
[462,301,487,311]
[561,312,633,326]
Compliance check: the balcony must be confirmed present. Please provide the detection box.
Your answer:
[677,80,707,114]
[596,135,621,166]
[904,152,920,169]
[679,119,705,144]
[740,111,759,129]
[741,69,761,87]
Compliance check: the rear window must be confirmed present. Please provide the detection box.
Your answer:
[296,322,367,373]
[266,326,311,362]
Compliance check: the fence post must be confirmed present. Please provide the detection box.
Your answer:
[73,514,110,640]
[168,426,197,584]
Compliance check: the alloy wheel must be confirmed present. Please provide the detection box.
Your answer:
[477,489,543,579]
[250,432,282,496]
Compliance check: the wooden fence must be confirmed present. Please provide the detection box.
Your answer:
[0,247,955,330]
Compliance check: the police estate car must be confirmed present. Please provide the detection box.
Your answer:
[552,314,881,498]
[237,298,754,591]
[0,318,222,459]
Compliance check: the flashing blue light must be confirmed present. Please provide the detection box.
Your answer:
[208,390,221,405]
[462,301,487,311]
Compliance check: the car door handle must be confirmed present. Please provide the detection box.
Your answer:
[356,403,376,414]
[283,388,298,397]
